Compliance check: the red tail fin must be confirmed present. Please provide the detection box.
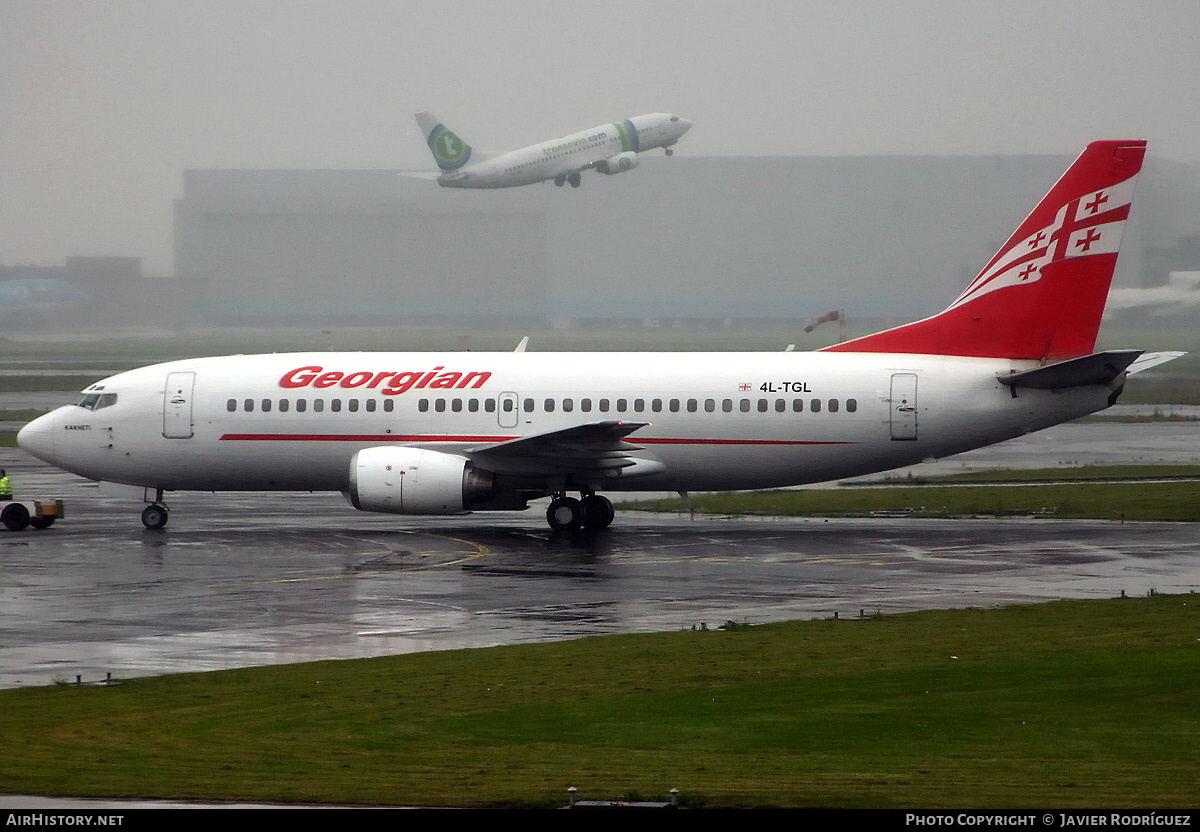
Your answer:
[825,140,1147,360]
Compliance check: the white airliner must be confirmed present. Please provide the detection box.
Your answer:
[414,111,692,188]
[16,140,1183,532]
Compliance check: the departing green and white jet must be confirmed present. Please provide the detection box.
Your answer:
[414,111,692,189]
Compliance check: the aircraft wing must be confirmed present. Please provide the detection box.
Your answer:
[466,421,657,477]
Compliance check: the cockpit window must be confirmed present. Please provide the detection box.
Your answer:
[74,392,118,411]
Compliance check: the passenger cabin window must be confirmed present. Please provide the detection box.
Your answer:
[847,398,858,413]
[261,399,272,413]
[227,399,236,412]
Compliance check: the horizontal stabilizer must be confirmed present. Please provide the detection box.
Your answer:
[997,350,1141,390]
[1126,351,1187,375]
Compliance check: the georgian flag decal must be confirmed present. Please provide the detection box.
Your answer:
[946,173,1137,311]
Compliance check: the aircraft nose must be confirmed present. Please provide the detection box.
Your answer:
[675,118,693,134]
[17,411,57,464]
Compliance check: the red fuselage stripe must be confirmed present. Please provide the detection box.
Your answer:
[219,434,514,442]
[639,438,851,446]
[218,433,851,446]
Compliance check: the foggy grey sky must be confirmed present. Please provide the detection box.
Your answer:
[3,0,1199,274]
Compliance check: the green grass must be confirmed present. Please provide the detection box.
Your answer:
[876,464,1200,484]
[0,409,51,422]
[0,320,1193,359]
[625,479,1200,522]
[0,327,830,361]
[0,375,102,393]
[1077,412,1199,422]
[1,323,1196,403]
[1120,385,1200,406]
[0,595,1196,807]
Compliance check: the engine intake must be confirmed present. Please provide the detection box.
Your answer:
[348,446,496,515]
[597,151,639,175]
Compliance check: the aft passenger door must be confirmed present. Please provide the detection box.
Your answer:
[163,371,195,439]
[889,373,918,441]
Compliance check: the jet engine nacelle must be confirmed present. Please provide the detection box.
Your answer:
[597,151,639,175]
[348,446,496,515]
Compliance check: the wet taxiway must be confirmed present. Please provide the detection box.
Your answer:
[3,447,1199,689]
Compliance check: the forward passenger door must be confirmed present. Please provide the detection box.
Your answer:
[163,372,195,439]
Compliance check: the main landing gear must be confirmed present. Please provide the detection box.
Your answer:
[546,492,614,532]
[141,503,169,530]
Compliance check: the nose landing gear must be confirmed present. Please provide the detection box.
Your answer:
[141,503,169,530]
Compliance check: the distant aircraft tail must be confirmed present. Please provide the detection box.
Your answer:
[415,112,474,172]
[826,140,1148,360]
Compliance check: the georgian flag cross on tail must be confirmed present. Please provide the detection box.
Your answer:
[827,140,1146,361]
[950,176,1135,309]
